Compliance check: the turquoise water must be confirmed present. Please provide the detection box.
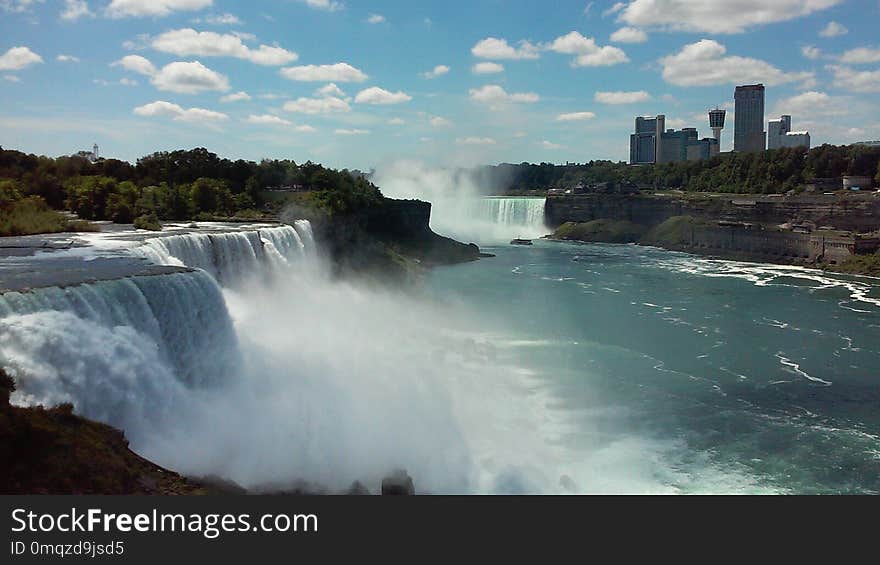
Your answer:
[425,240,880,494]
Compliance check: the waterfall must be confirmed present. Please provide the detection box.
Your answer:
[0,270,240,440]
[428,197,549,243]
[478,198,547,231]
[138,223,316,285]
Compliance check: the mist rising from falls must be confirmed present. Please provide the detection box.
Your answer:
[0,220,580,492]
[372,160,548,244]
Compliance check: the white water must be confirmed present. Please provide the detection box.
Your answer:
[0,220,767,493]
[373,160,548,243]
[0,221,577,492]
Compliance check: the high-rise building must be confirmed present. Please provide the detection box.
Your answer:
[734,84,766,153]
[768,115,810,150]
[629,115,665,164]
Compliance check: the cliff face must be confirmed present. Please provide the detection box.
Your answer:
[310,197,481,282]
[546,193,880,233]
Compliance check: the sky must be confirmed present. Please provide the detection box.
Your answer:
[1,0,879,170]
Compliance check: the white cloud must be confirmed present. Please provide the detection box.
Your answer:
[335,129,369,135]
[469,84,539,104]
[615,0,843,34]
[594,90,651,104]
[1,1,45,15]
[545,31,629,67]
[429,116,451,127]
[151,61,230,94]
[198,13,241,25]
[0,46,43,71]
[603,2,626,17]
[472,62,504,74]
[366,13,385,24]
[773,91,849,117]
[388,117,405,125]
[303,0,342,12]
[152,29,298,66]
[61,0,92,20]
[112,54,157,75]
[133,100,229,124]
[280,62,367,82]
[119,77,137,86]
[556,111,596,121]
[315,83,347,98]
[471,37,540,60]
[283,96,351,114]
[801,45,822,60]
[420,64,449,79]
[220,91,251,102]
[354,86,412,105]
[827,65,880,93]
[4,75,21,82]
[56,54,80,62]
[838,47,880,65]
[246,114,292,126]
[610,27,647,43]
[541,140,566,150]
[819,21,848,37]
[456,137,496,145]
[106,0,213,18]
[659,39,814,87]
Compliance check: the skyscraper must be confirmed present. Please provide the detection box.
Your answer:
[629,115,665,164]
[734,84,766,153]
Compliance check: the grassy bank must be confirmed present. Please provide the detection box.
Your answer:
[829,253,880,277]
[0,197,97,237]
[550,219,646,243]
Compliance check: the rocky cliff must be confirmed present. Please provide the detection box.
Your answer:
[545,193,880,233]
[306,197,481,282]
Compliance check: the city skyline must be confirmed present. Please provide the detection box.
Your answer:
[1,0,879,170]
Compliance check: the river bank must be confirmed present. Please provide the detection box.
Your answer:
[544,192,880,276]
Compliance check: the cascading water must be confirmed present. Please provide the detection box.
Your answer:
[137,223,316,285]
[0,219,593,493]
[0,270,240,442]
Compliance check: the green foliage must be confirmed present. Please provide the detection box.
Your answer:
[0,147,385,227]
[1,196,70,236]
[551,220,646,243]
[133,212,162,231]
[831,252,880,277]
[641,216,706,246]
[0,179,23,207]
[490,144,880,195]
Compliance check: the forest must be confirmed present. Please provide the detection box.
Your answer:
[486,144,880,194]
[0,147,381,235]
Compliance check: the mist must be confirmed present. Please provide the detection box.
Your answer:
[372,160,548,244]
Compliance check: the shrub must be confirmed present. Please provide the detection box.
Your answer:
[133,213,162,231]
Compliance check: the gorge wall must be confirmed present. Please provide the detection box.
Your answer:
[545,193,880,233]
[546,193,880,267]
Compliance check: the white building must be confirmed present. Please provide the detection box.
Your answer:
[768,115,810,150]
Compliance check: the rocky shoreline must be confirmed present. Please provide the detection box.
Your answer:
[544,192,880,276]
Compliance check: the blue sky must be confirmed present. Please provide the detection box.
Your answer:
[1,0,879,170]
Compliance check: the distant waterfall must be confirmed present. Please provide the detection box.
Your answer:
[428,197,548,243]
[478,198,547,231]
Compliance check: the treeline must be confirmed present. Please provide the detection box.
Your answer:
[0,147,383,233]
[487,144,880,194]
